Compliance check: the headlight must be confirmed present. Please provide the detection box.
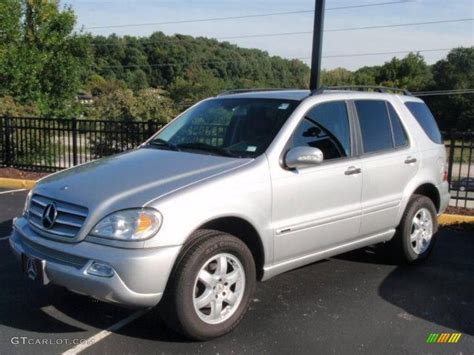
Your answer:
[90,208,162,241]
[23,190,33,216]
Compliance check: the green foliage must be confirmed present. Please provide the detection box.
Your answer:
[0,96,39,116]
[90,33,310,93]
[0,0,91,117]
[132,88,176,123]
[426,47,474,131]
[321,68,355,86]
[377,53,433,91]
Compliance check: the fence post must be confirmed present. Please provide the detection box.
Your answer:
[72,117,78,166]
[147,119,156,138]
[447,131,456,185]
[3,116,12,167]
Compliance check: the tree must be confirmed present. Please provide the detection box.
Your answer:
[321,68,354,86]
[427,47,474,131]
[132,88,176,123]
[91,88,135,121]
[377,53,433,91]
[0,0,90,117]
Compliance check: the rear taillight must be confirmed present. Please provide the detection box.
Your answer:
[443,163,448,182]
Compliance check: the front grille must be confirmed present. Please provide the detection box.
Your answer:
[27,194,88,239]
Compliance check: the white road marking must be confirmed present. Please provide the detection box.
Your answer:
[62,308,150,355]
[0,188,26,195]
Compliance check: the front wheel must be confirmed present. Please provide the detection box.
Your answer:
[389,195,438,263]
[160,230,256,340]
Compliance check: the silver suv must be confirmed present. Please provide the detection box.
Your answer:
[10,87,450,340]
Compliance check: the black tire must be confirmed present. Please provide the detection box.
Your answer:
[388,194,438,264]
[160,229,256,341]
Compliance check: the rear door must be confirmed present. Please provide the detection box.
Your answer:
[354,99,420,236]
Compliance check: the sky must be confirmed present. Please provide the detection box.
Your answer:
[67,0,474,70]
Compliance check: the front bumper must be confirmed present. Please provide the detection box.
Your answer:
[9,217,181,308]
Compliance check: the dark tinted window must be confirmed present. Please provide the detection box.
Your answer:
[356,100,393,153]
[405,102,443,144]
[291,101,351,160]
[387,103,408,147]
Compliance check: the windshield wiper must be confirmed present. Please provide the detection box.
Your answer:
[147,138,179,151]
[176,142,237,157]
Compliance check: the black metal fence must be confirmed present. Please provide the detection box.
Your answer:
[1,116,473,207]
[444,131,474,208]
[0,116,162,172]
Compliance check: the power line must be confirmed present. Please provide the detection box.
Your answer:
[323,47,458,58]
[98,47,458,69]
[82,1,413,30]
[217,18,474,40]
[414,89,474,97]
[90,18,473,46]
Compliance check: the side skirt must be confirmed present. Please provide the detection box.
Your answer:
[261,229,395,281]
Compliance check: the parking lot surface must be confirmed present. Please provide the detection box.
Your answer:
[0,188,473,354]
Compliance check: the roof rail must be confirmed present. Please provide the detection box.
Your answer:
[218,88,292,96]
[312,86,412,96]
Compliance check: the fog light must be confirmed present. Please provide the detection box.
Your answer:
[87,262,114,278]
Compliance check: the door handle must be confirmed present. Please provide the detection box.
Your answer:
[405,157,417,164]
[345,166,362,176]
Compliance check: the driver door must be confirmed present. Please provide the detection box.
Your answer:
[270,100,363,264]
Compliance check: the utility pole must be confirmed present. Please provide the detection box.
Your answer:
[309,0,326,91]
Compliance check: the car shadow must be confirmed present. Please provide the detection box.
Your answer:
[336,227,474,336]
[0,219,13,238]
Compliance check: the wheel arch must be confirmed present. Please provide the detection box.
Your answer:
[412,183,441,213]
[193,217,266,281]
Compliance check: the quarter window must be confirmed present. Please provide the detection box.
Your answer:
[355,100,393,153]
[291,101,351,160]
[387,103,408,147]
[405,101,443,144]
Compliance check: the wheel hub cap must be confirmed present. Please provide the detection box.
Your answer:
[193,253,245,325]
[410,207,434,254]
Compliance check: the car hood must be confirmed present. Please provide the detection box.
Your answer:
[34,148,252,215]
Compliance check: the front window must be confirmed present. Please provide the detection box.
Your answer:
[290,101,352,161]
[147,98,299,158]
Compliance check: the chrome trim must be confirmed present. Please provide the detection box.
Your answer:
[27,194,88,239]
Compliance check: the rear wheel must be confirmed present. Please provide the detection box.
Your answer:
[389,195,438,263]
[160,230,256,340]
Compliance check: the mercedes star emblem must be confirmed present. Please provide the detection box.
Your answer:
[42,203,58,229]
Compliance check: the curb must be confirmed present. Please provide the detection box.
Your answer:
[439,214,474,225]
[0,178,36,190]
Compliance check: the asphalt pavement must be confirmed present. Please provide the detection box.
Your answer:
[0,188,473,354]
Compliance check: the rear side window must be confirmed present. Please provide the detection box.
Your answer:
[405,102,443,144]
[387,104,408,147]
[355,100,393,153]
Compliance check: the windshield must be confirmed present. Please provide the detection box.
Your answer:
[147,98,299,158]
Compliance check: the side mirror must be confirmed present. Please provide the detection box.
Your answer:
[285,147,324,169]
